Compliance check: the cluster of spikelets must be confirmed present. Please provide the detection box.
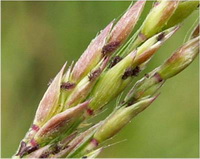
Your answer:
[14,0,199,158]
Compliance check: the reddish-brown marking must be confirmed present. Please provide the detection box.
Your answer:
[102,41,121,55]
[109,56,123,68]
[86,108,94,116]
[132,66,140,76]
[91,138,99,147]
[157,33,165,41]
[32,124,40,132]
[88,69,101,81]
[16,141,27,157]
[26,145,39,154]
[61,82,76,90]
[154,72,163,82]
[30,138,38,147]
[122,66,140,80]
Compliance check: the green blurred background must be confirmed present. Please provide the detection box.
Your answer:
[2,1,199,158]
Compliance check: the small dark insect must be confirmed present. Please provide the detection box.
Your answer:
[88,69,101,81]
[122,66,141,80]
[157,33,165,41]
[60,82,76,90]
[109,56,123,68]
[82,156,87,158]
[102,41,120,55]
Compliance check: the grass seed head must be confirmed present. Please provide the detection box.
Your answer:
[88,51,136,110]
[134,26,179,65]
[33,101,89,147]
[93,97,157,143]
[108,1,146,45]
[157,36,199,79]
[125,37,199,103]
[140,0,179,39]
[71,22,113,83]
[165,1,199,29]
[34,63,66,127]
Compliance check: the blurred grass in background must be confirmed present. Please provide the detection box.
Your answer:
[1,1,199,158]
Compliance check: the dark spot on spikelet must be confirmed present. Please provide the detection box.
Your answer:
[109,56,123,68]
[102,41,120,55]
[88,69,101,81]
[122,66,141,80]
[61,82,76,90]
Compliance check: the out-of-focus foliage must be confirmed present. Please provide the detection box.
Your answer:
[2,1,199,158]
